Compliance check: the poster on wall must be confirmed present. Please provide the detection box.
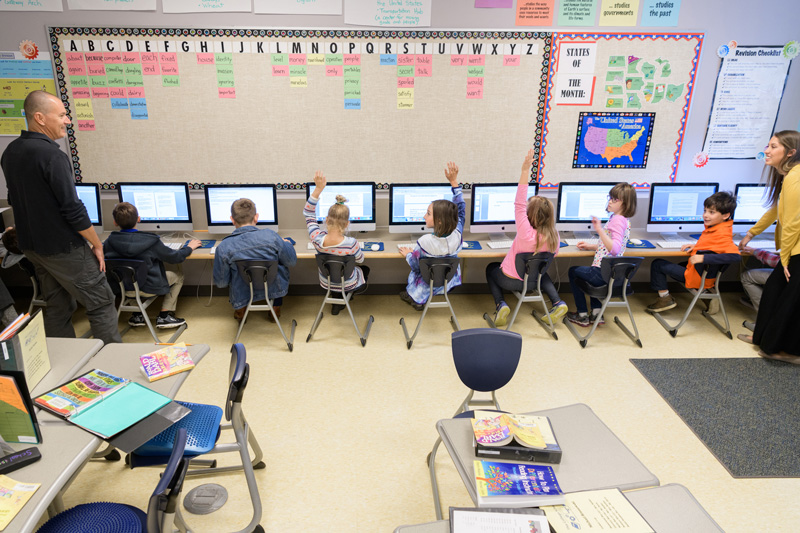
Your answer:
[702,45,791,159]
[0,51,57,136]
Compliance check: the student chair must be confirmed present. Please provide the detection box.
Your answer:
[234,259,296,351]
[564,256,644,348]
[15,258,47,315]
[38,428,191,533]
[427,328,522,520]
[483,252,558,339]
[400,257,461,349]
[128,343,264,533]
[105,258,186,344]
[306,254,374,346]
[651,251,738,339]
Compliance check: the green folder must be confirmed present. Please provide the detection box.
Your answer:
[69,382,171,439]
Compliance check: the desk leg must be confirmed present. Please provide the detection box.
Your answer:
[48,494,65,516]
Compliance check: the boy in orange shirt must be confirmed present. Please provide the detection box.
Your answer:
[646,192,740,312]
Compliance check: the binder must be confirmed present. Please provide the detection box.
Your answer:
[0,310,51,390]
[0,370,41,444]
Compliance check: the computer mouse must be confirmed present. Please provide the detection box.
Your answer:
[370,244,380,251]
[629,238,642,245]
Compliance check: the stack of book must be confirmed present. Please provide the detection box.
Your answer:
[472,411,562,463]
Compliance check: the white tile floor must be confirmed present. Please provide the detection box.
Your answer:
[55,292,797,532]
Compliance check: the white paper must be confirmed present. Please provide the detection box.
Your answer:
[452,508,550,533]
[0,0,63,11]
[542,489,654,533]
[66,0,155,10]
[344,0,431,27]
[703,46,791,159]
[254,0,341,14]
[163,0,251,13]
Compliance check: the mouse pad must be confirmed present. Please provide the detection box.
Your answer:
[186,239,216,249]
[462,241,482,250]
[363,242,384,251]
[626,239,656,249]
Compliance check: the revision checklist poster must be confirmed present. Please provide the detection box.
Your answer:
[703,45,791,159]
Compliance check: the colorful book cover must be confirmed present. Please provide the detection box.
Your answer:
[472,412,560,451]
[474,460,563,506]
[33,370,127,417]
[0,373,40,444]
[139,344,195,382]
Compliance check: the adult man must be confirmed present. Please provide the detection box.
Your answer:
[213,198,297,320]
[0,91,121,344]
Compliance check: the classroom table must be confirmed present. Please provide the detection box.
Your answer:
[434,403,659,513]
[394,483,724,533]
[7,341,210,533]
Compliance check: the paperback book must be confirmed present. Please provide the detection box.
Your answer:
[140,344,195,382]
[472,411,562,464]
[0,474,39,529]
[473,460,564,508]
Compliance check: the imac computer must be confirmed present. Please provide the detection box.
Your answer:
[646,182,719,237]
[389,184,455,234]
[304,182,376,232]
[204,184,278,234]
[556,182,616,238]
[117,182,193,232]
[469,183,539,240]
[733,183,774,233]
[75,183,102,226]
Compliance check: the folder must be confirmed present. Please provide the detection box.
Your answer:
[0,310,51,390]
[0,371,41,444]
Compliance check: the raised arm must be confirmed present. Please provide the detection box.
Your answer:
[445,162,466,236]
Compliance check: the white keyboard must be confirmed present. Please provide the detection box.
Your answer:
[307,241,367,250]
[564,238,599,246]
[396,243,416,250]
[656,240,696,249]
[740,240,776,250]
[486,240,513,249]
[164,242,184,250]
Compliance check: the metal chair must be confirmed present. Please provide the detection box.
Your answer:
[106,258,186,344]
[306,254,374,347]
[400,256,461,349]
[234,259,296,351]
[38,428,191,533]
[16,257,46,315]
[129,343,264,533]
[483,252,558,338]
[564,256,644,348]
[428,328,522,520]
[651,251,738,339]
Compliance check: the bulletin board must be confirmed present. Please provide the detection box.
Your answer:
[538,32,704,188]
[48,27,552,189]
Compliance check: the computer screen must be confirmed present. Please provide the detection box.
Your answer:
[469,183,539,234]
[117,182,193,232]
[389,184,455,234]
[204,184,278,233]
[733,184,773,229]
[75,183,102,226]
[646,182,719,233]
[304,182,376,232]
[556,182,616,231]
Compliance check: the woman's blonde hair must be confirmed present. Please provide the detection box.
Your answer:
[326,194,350,233]
[526,196,558,251]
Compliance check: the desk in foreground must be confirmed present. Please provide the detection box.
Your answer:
[394,484,723,533]
[437,403,659,508]
[8,342,209,533]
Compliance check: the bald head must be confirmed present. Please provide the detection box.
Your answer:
[24,90,70,140]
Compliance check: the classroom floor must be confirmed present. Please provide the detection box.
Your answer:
[51,290,796,532]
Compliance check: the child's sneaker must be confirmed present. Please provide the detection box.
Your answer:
[156,312,186,329]
[705,298,720,315]
[646,295,676,313]
[128,313,146,327]
[566,311,591,327]
[591,313,605,326]
[400,291,424,311]
[330,304,345,315]
[541,301,568,323]
[494,302,510,327]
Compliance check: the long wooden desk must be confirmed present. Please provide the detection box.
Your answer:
[7,340,209,533]
[394,483,724,533]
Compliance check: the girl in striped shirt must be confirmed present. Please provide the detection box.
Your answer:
[304,171,369,315]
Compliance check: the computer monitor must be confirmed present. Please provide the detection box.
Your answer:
[733,183,774,231]
[646,182,719,234]
[304,182,376,232]
[469,183,539,238]
[556,182,616,233]
[204,184,278,234]
[389,184,455,234]
[116,182,193,232]
[75,183,102,226]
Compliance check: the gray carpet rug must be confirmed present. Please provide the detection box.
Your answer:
[630,357,800,477]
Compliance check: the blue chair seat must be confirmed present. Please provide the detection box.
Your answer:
[134,401,222,457]
[37,502,147,533]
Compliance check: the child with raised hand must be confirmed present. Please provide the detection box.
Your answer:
[398,162,465,310]
[485,149,564,327]
[304,171,369,315]
[566,182,637,327]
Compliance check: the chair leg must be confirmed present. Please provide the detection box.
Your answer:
[482,312,497,328]
[233,302,252,344]
[444,291,460,331]
[701,293,733,339]
[268,299,296,352]
[231,418,263,533]
[504,293,525,331]
[652,288,704,338]
[164,323,188,344]
[343,294,375,347]
[428,436,445,521]
[305,293,329,343]
[613,295,643,347]
[400,303,430,350]
[530,297,558,340]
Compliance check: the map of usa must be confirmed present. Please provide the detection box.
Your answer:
[584,125,646,163]
[573,112,654,169]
